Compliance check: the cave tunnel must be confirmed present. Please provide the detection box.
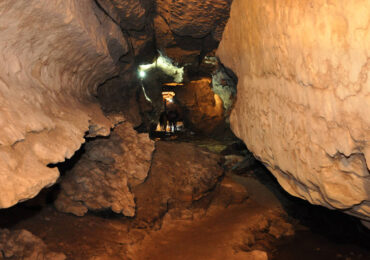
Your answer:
[0,0,369,259]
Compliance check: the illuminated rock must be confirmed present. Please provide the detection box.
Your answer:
[217,0,370,224]
[55,122,154,216]
[0,0,126,208]
[175,78,226,134]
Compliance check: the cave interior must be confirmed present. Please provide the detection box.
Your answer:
[0,0,369,259]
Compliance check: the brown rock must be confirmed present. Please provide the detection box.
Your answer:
[268,221,295,239]
[159,0,231,39]
[175,78,226,134]
[97,0,147,31]
[55,122,154,216]
[0,229,66,260]
[209,176,249,210]
[154,0,232,66]
[154,15,175,49]
[237,250,268,260]
[133,141,224,226]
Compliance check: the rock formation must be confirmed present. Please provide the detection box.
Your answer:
[154,0,232,67]
[0,229,66,259]
[0,0,128,208]
[0,0,234,210]
[97,0,234,127]
[55,122,154,216]
[175,78,225,134]
[217,0,370,225]
[133,141,224,227]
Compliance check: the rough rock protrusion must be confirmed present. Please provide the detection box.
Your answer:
[217,0,370,224]
[0,0,129,208]
[133,141,224,226]
[55,122,154,216]
[0,229,66,260]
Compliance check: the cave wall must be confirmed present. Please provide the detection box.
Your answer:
[97,0,233,124]
[175,78,225,135]
[217,0,370,224]
[0,0,234,209]
[0,0,128,208]
[155,0,232,68]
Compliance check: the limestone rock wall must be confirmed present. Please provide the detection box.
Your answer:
[217,0,370,223]
[0,0,126,208]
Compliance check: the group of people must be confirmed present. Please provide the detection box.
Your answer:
[159,107,181,133]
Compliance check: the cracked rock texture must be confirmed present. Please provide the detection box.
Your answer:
[0,0,130,208]
[217,0,370,224]
[55,122,154,217]
[0,229,66,259]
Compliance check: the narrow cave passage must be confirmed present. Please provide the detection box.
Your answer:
[1,50,369,260]
[0,0,369,260]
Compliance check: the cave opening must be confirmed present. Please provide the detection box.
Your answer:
[0,0,369,259]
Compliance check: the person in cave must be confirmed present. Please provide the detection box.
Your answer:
[158,101,182,134]
[159,110,168,132]
[166,100,182,133]
[167,109,179,132]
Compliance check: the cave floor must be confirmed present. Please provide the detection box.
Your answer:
[129,199,270,260]
[1,136,369,260]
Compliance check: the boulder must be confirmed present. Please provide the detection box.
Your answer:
[55,122,154,216]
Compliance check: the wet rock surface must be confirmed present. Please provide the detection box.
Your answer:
[0,229,66,260]
[55,122,154,216]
